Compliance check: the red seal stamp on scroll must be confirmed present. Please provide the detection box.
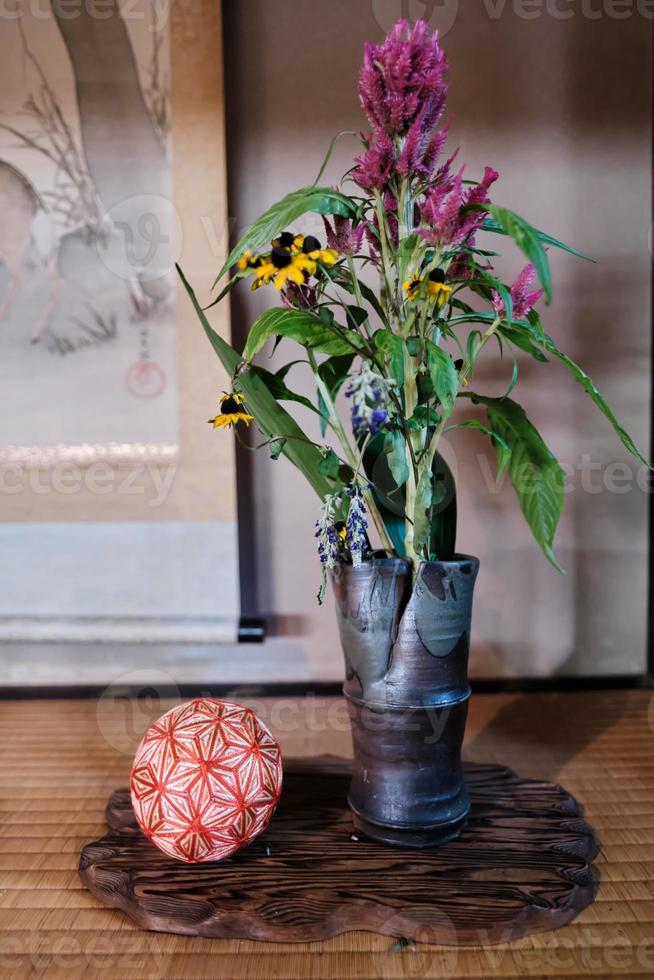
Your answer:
[130,699,283,863]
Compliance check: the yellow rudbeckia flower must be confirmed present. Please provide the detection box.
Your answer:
[208,392,255,429]
[403,273,423,301]
[252,247,318,290]
[300,235,338,268]
[427,268,452,305]
[403,269,452,305]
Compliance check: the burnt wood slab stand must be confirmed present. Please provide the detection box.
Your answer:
[78,757,599,945]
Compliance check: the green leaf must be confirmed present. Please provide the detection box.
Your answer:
[357,280,390,327]
[316,353,355,437]
[362,431,406,555]
[499,324,549,363]
[373,329,404,388]
[398,232,423,285]
[469,395,565,571]
[317,448,341,481]
[203,272,247,311]
[472,267,514,324]
[177,263,344,500]
[213,186,355,286]
[429,452,457,561]
[416,370,434,405]
[312,131,356,186]
[317,389,329,437]
[375,501,406,557]
[345,305,369,331]
[410,405,441,428]
[504,347,519,398]
[540,338,651,469]
[269,438,286,460]
[466,329,482,371]
[477,204,553,304]
[250,365,324,419]
[526,308,546,341]
[383,429,410,489]
[414,468,433,556]
[445,418,512,482]
[318,353,355,395]
[445,418,511,452]
[450,310,547,363]
[406,335,422,357]
[482,217,594,263]
[426,341,458,419]
[242,308,362,362]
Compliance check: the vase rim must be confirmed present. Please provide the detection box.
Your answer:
[332,554,480,571]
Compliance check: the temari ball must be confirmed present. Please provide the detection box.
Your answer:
[130,698,283,862]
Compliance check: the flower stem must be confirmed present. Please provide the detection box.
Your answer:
[397,176,424,574]
[346,255,374,341]
[373,191,397,323]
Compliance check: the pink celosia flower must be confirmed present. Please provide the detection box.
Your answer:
[322,216,365,256]
[493,263,544,319]
[352,132,395,193]
[397,114,448,179]
[358,20,448,137]
[419,165,499,248]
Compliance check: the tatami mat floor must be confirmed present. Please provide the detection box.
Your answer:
[0,689,652,978]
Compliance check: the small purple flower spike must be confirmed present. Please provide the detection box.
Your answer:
[493,263,544,319]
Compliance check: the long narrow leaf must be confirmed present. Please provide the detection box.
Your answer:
[426,341,459,418]
[250,365,325,420]
[312,131,356,186]
[467,394,565,571]
[483,217,594,263]
[540,337,651,469]
[476,204,552,303]
[177,264,343,500]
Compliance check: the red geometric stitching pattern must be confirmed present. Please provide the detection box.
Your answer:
[130,698,283,863]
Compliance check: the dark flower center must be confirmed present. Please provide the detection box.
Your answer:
[271,246,292,269]
[429,268,446,284]
[221,397,241,415]
[303,235,321,253]
[277,232,295,249]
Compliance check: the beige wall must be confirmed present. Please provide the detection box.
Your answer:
[224,1,651,678]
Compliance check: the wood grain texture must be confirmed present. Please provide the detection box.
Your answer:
[80,758,598,944]
[1,690,653,978]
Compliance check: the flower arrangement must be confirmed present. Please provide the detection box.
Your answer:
[180,19,648,601]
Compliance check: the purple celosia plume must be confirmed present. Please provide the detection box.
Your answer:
[419,165,499,248]
[323,215,365,256]
[493,263,544,319]
[353,20,449,193]
[352,132,395,193]
[358,20,448,137]
[398,120,449,179]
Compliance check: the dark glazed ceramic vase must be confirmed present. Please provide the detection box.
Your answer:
[330,555,479,848]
